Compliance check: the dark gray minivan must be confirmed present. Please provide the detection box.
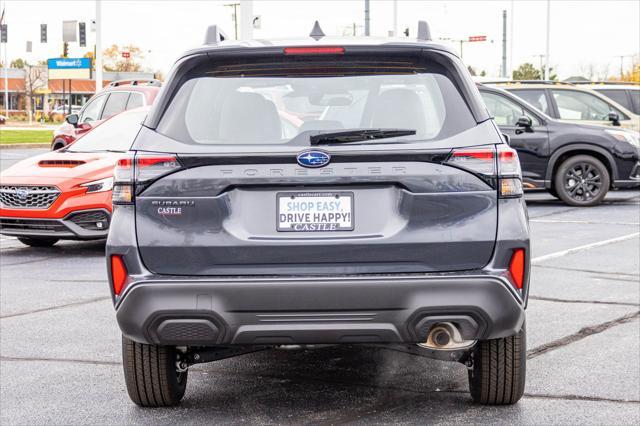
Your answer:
[107,22,530,407]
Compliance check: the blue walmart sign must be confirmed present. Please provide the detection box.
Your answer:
[47,58,92,70]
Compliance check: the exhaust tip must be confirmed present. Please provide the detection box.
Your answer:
[432,328,451,347]
[418,322,475,350]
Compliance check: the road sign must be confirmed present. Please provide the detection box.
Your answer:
[62,20,77,42]
[41,24,47,43]
[47,57,92,79]
[122,51,130,59]
[468,35,487,42]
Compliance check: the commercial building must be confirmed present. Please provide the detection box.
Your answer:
[0,68,155,117]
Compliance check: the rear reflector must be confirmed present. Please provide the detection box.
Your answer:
[284,46,345,55]
[111,255,128,296]
[509,249,525,290]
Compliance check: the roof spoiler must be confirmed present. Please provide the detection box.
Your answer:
[204,25,228,45]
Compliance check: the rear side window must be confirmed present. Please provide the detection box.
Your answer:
[596,89,631,110]
[126,92,144,110]
[102,92,130,119]
[510,89,549,115]
[551,89,628,121]
[155,56,476,146]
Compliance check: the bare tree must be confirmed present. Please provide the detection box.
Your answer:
[24,63,47,124]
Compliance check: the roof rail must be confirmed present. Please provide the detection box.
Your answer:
[108,79,162,87]
[417,20,431,41]
[482,80,571,86]
[569,81,638,86]
[204,25,228,45]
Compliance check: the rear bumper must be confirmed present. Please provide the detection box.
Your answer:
[0,209,111,239]
[115,274,525,346]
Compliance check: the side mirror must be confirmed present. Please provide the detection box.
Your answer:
[607,112,620,126]
[515,116,533,133]
[65,114,79,127]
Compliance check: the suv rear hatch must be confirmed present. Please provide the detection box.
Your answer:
[127,45,502,276]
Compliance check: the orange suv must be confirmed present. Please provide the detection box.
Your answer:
[50,79,161,150]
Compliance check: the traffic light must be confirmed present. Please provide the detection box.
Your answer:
[41,24,47,43]
[79,22,86,47]
[63,41,69,58]
[403,27,409,37]
[0,24,7,43]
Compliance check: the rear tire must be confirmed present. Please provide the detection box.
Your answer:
[468,325,526,405]
[554,155,609,206]
[17,237,58,247]
[122,335,188,407]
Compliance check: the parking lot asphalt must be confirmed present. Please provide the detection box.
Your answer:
[1,148,639,425]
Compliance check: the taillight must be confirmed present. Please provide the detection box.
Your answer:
[446,145,523,198]
[284,46,345,55]
[111,255,128,296]
[508,248,526,290]
[112,154,181,205]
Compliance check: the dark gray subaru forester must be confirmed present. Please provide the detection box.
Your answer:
[107,22,530,407]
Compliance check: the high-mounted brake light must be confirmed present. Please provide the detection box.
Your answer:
[283,46,345,55]
[111,255,128,296]
[509,248,526,290]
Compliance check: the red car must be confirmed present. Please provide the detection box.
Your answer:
[51,79,160,150]
[1,108,147,247]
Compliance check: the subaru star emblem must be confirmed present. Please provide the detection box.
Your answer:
[296,150,331,168]
[16,188,29,200]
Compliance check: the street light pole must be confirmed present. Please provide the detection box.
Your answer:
[364,0,370,36]
[1,1,8,117]
[95,0,102,93]
[544,0,551,80]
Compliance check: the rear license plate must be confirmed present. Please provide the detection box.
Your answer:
[277,192,354,232]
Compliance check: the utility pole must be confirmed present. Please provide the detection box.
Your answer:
[225,3,240,39]
[501,10,507,78]
[95,0,102,93]
[616,55,633,79]
[364,0,370,36]
[544,0,551,80]
[509,0,514,77]
[240,0,253,40]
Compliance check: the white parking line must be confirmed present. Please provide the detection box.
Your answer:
[532,232,640,264]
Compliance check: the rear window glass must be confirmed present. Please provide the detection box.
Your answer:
[156,58,476,146]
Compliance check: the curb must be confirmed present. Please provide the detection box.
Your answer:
[0,143,51,150]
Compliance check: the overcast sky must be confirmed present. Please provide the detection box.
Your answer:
[1,0,639,79]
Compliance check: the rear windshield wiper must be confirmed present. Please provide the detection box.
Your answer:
[309,128,416,145]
